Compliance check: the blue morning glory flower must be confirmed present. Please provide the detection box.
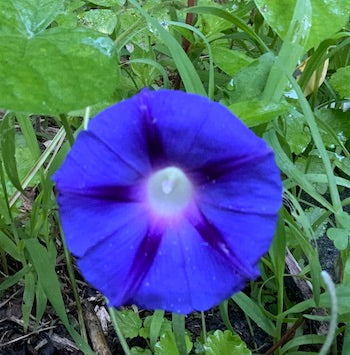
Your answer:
[53,89,282,314]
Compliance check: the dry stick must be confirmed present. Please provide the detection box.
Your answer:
[285,248,329,336]
[264,247,331,354]
[83,300,112,355]
[264,317,305,355]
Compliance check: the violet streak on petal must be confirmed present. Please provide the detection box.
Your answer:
[53,89,282,313]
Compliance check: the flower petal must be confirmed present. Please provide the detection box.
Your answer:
[78,214,150,305]
[197,151,282,214]
[57,194,144,257]
[53,130,142,190]
[131,219,255,313]
[139,89,266,170]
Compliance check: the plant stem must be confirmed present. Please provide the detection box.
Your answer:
[172,313,187,355]
[59,114,74,147]
[59,222,88,342]
[109,307,132,355]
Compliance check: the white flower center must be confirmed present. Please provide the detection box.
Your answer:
[147,166,192,216]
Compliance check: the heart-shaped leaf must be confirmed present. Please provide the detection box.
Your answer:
[254,0,350,50]
[0,0,119,115]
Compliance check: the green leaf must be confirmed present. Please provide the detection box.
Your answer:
[22,272,36,332]
[2,0,64,35]
[0,265,31,292]
[154,331,192,355]
[212,46,252,76]
[285,111,311,154]
[79,9,117,35]
[0,231,21,262]
[114,309,142,339]
[330,65,350,98]
[280,285,350,316]
[0,1,119,115]
[203,330,251,355]
[88,0,124,6]
[25,239,94,354]
[232,292,276,337]
[140,314,172,340]
[1,114,24,193]
[229,53,275,102]
[327,228,349,250]
[254,0,350,50]
[128,0,206,96]
[315,109,350,148]
[229,99,289,127]
[131,347,152,355]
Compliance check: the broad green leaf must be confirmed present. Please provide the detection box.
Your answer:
[262,0,311,102]
[285,111,311,155]
[2,0,64,35]
[203,330,251,355]
[79,9,117,35]
[0,2,119,115]
[330,65,350,98]
[197,0,232,36]
[154,331,192,355]
[212,46,252,76]
[229,53,275,102]
[115,309,142,339]
[254,0,350,50]
[229,100,289,127]
[315,109,350,148]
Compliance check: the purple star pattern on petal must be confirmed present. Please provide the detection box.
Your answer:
[53,89,282,313]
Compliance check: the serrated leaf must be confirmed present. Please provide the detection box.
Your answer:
[254,0,350,50]
[330,65,350,98]
[212,46,252,76]
[140,314,172,340]
[79,9,117,35]
[203,330,251,355]
[0,2,119,115]
[154,331,192,355]
[115,310,142,339]
[327,228,349,250]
